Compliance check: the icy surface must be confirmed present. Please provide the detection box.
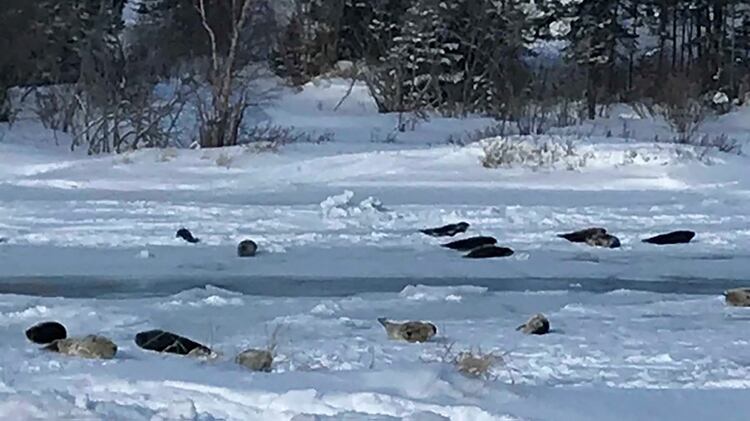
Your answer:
[1,79,750,420]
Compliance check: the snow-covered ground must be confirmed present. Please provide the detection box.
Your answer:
[1,79,750,420]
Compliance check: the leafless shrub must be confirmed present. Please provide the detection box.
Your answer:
[695,134,743,155]
[156,147,179,162]
[429,342,516,383]
[655,74,709,143]
[192,0,278,148]
[31,85,79,133]
[370,128,399,144]
[68,5,189,155]
[481,135,592,170]
[239,123,334,153]
[446,123,509,146]
[215,152,233,168]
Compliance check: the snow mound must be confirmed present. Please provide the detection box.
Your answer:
[160,285,245,308]
[399,285,489,302]
[320,190,389,219]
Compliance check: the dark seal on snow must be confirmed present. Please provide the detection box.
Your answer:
[442,236,497,251]
[176,228,200,244]
[420,222,470,237]
[557,228,607,243]
[642,230,695,245]
[516,314,550,335]
[237,239,258,257]
[463,245,514,259]
[25,321,67,344]
[135,330,211,355]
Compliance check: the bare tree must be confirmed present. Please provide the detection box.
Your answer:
[194,0,275,148]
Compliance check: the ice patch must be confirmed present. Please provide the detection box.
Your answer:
[137,249,155,259]
[320,190,389,219]
[399,285,488,302]
[0,305,50,322]
[311,301,342,316]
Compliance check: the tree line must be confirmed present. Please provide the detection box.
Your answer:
[1,0,748,152]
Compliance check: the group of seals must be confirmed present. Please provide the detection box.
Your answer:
[378,313,551,343]
[421,222,515,259]
[558,227,696,249]
[423,222,696,257]
[176,228,258,258]
[24,323,273,372]
[25,321,117,359]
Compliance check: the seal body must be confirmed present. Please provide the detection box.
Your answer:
[236,349,273,372]
[26,321,67,344]
[135,330,211,355]
[517,314,550,335]
[585,233,621,249]
[46,335,117,359]
[464,245,514,259]
[725,288,750,307]
[377,318,437,343]
[558,228,607,243]
[642,230,695,245]
[442,236,497,251]
[176,228,200,243]
[420,222,469,237]
[237,239,258,257]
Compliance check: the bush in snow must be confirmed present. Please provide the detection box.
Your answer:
[654,73,708,144]
[240,123,334,152]
[480,135,593,171]
[695,134,743,155]
[428,343,515,382]
[215,152,233,169]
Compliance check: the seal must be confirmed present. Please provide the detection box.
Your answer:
[642,230,695,245]
[45,335,117,359]
[135,329,211,355]
[237,239,258,257]
[176,228,200,244]
[724,288,750,307]
[420,222,470,237]
[442,236,497,251]
[377,318,437,343]
[585,233,621,249]
[516,313,550,335]
[463,245,514,259]
[558,228,607,243]
[25,321,67,344]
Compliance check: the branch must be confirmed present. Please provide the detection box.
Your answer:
[195,0,220,78]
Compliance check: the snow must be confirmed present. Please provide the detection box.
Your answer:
[1,78,750,420]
